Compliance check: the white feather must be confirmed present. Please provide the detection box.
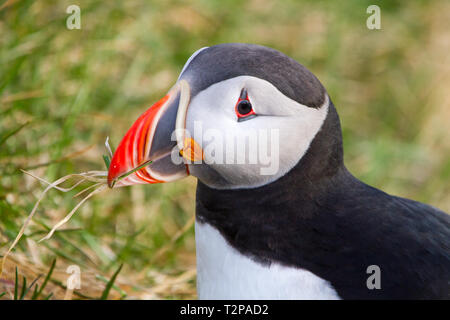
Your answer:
[195,221,341,300]
[185,76,329,189]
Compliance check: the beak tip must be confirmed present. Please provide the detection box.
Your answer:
[107,179,115,189]
[107,163,119,188]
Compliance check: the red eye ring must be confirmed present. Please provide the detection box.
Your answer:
[235,88,256,122]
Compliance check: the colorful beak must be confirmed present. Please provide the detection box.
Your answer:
[107,80,196,188]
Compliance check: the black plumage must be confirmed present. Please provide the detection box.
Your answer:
[196,100,450,299]
[176,43,450,299]
[180,43,326,108]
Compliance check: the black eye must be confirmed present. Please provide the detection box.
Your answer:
[237,100,253,116]
[235,88,256,122]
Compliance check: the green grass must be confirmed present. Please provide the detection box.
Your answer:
[0,0,449,299]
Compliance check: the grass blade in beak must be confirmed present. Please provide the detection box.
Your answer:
[105,136,114,158]
[103,154,111,170]
[108,159,153,188]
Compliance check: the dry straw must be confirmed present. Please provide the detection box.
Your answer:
[0,138,118,276]
[0,170,108,276]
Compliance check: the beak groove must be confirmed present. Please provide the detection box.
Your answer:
[107,80,192,188]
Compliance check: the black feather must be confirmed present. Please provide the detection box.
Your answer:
[196,100,450,299]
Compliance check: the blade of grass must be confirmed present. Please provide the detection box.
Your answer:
[43,293,53,300]
[110,159,152,188]
[19,275,27,300]
[32,284,39,300]
[102,155,111,170]
[20,274,41,300]
[32,258,55,300]
[95,274,128,299]
[100,263,123,300]
[14,267,18,300]
[0,121,30,146]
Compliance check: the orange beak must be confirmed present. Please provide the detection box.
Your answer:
[107,81,202,188]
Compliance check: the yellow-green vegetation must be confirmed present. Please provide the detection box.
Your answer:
[0,0,449,299]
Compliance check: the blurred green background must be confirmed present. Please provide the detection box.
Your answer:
[0,0,449,299]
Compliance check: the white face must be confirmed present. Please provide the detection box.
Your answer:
[184,76,329,189]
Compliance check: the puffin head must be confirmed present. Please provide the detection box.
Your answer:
[107,43,339,190]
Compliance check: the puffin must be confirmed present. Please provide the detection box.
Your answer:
[106,43,450,300]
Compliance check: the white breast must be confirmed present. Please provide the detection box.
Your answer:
[195,221,341,300]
